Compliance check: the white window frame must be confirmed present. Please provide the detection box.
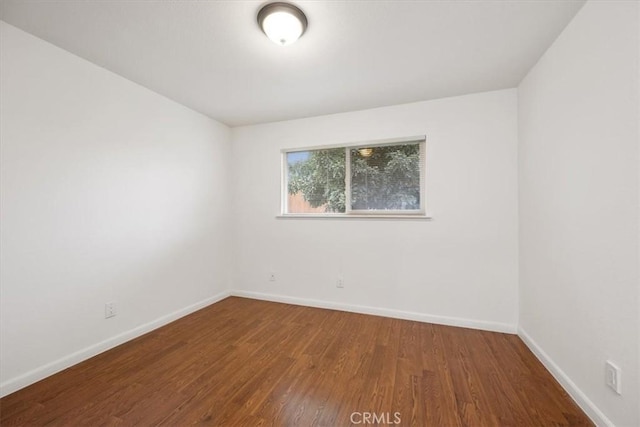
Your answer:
[280,135,428,219]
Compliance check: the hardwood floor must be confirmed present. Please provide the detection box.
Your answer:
[1,297,592,426]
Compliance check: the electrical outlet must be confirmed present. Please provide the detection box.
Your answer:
[269,272,276,282]
[605,360,622,395]
[105,302,117,319]
[336,277,344,288]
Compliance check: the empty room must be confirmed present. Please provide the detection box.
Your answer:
[1,0,638,426]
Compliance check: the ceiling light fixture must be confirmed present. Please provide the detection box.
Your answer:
[257,2,308,46]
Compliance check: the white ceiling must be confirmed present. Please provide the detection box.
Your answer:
[0,0,585,127]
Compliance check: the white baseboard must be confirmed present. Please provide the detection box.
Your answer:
[0,290,231,398]
[518,327,612,427]
[0,288,518,399]
[0,288,614,427]
[231,290,517,334]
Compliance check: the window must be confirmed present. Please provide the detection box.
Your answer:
[283,136,426,216]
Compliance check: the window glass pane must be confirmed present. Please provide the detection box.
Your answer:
[287,148,346,213]
[350,143,420,211]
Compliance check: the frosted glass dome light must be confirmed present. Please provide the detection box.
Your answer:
[258,3,308,46]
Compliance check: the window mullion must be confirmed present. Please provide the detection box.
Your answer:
[345,147,352,214]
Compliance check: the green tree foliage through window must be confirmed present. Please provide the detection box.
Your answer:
[288,148,346,212]
[286,141,423,214]
[350,144,420,210]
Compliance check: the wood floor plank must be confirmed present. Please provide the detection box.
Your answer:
[0,297,594,426]
[420,324,462,427]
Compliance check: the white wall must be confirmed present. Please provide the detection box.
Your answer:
[0,21,232,396]
[518,1,639,426]
[231,89,519,332]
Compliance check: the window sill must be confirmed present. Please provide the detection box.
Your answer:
[276,214,433,220]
